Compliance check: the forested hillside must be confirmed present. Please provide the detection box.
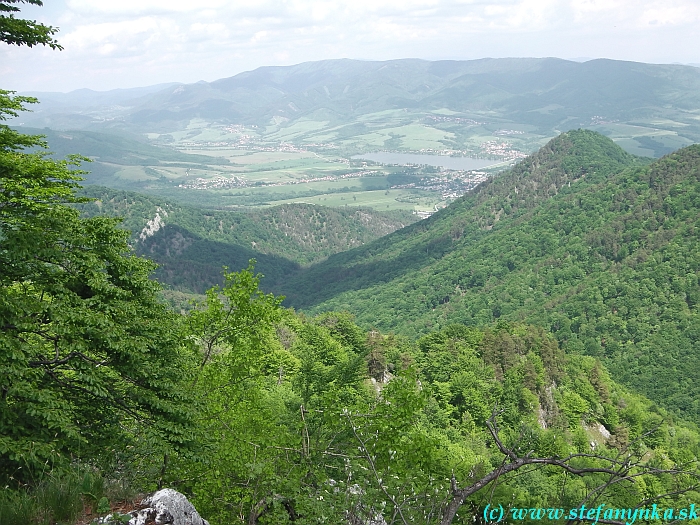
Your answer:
[75,187,416,292]
[280,130,700,422]
[17,126,234,188]
[5,93,700,525]
[176,314,700,525]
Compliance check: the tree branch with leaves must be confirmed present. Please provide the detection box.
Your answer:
[0,0,61,49]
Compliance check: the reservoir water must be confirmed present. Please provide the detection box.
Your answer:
[352,152,501,170]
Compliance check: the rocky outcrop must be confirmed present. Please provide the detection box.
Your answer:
[120,489,209,525]
[139,207,168,242]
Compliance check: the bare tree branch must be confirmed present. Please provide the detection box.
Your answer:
[439,409,694,525]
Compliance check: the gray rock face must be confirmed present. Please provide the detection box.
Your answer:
[128,489,209,525]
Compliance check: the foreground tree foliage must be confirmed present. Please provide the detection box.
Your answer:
[0,1,61,49]
[0,94,197,483]
[165,302,700,525]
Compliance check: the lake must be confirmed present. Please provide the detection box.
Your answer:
[352,152,501,170]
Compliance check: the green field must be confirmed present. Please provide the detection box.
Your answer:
[23,58,700,196]
[34,57,700,215]
[81,121,530,211]
[590,122,696,157]
[253,188,442,212]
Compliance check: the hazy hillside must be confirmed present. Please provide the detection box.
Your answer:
[16,58,700,154]
[16,83,181,130]
[25,127,228,166]
[278,130,700,420]
[16,127,231,188]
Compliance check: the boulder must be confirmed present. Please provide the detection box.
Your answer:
[128,489,209,525]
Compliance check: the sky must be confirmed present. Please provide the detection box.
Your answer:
[2,0,700,93]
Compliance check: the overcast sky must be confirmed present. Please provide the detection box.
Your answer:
[2,0,699,93]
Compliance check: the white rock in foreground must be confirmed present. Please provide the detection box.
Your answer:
[129,489,209,525]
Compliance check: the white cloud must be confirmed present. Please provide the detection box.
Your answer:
[570,0,700,27]
[189,23,229,42]
[570,0,622,16]
[58,17,183,61]
[65,0,229,15]
[637,2,700,27]
[251,31,269,44]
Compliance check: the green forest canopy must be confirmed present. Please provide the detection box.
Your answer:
[3,94,700,523]
[280,130,700,423]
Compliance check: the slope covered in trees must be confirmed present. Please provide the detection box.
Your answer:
[176,309,700,525]
[3,97,700,523]
[280,129,643,306]
[280,130,700,421]
[74,187,416,292]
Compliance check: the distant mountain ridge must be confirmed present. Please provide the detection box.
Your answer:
[21,83,182,110]
[16,58,700,144]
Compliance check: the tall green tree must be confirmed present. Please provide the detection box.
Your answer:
[0,2,195,484]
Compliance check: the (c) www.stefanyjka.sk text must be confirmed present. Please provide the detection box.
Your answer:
[483,503,698,524]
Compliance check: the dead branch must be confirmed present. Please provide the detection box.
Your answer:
[439,410,685,525]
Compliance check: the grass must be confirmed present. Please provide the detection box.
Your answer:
[0,489,42,525]
[346,123,454,150]
[0,468,108,525]
[247,157,337,172]
[301,131,338,142]
[185,118,209,129]
[180,148,258,158]
[36,473,85,524]
[166,121,253,143]
[234,151,318,163]
[265,119,332,140]
[611,139,655,157]
[258,188,439,212]
[82,114,532,212]
[0,464,150,525]
[113,166,159,182]
[169,150,359,185]
[357,109,414,120]
[589,122,696,158]
[97,134,514,212]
